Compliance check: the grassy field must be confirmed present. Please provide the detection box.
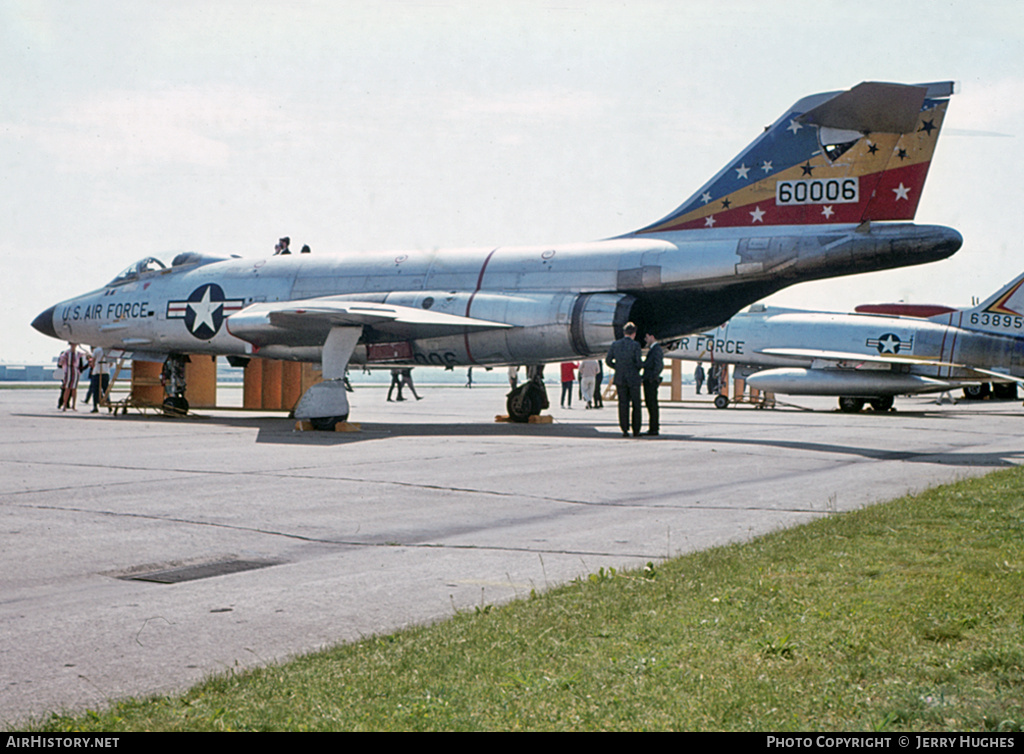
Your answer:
[33,467,1024,731]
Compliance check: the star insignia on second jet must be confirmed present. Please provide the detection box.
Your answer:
[867,332,909,354]
[761,161,773,174]
[704,215,716,227]
[787,119,802,134]
[867,142,879,155]
[821,205,834,219]
[897,148,908,160]
[893,183,911,201]
[701,192,712,204]
[919,119,936,135]
[735,163,750,180]
[801,162,814,176]
[749,206,765,223]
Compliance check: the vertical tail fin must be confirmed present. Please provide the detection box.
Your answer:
[931,270,1024,334]
[633,81,955,234]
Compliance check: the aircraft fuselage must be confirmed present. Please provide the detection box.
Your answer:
[41,223,961,369]
[672,306,1024,396]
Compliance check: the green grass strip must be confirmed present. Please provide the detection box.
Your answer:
[34,466,1024,731]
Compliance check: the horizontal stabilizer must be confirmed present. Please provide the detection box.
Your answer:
[798,82,929,134]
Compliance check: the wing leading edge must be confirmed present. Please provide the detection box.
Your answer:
[758,347,1024,385]
[226,298,512,348]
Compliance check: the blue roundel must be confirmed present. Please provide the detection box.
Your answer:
[183,283,227,340]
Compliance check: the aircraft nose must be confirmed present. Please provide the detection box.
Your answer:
[31,305,58,339]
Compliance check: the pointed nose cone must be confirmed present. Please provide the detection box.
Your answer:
[32,305,58,339]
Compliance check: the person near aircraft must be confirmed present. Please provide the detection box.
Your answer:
[643,333,664,435]
[300,245,311,254]
[694,362,705,395]
[57,343,89,411]
[606,323,643,437]
[466,367,473,388]
[81,346,96,407]
[593,363,604,409]
[54,352,65,409]
[579,359,600,408]
[274,237,291,255]
[560,361,578,408]
[400,368,422,400]
[508,365,519,390]
[387,368,404,401]
[87,346,110,413]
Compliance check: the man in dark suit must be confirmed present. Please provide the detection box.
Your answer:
[605,322,643,437]
[643,333,664,435]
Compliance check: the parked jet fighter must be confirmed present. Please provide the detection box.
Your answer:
[33,81,963,428]
[668,271,1024,412]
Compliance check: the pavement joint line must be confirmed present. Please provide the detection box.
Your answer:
[3,500,688,559]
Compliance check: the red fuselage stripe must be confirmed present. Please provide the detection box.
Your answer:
[464,248,499,364]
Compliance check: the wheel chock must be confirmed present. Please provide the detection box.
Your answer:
[494,414,554,424]
[295,420,361,432]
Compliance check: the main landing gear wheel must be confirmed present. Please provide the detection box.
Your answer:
[838,396,865,413]
[162,395,189,416]
[868,396,895,412]
[992,382,1018,400]
[506,384,544,423]
[310,415,348,431]
[962,383,990,400]
[713,394,729,409]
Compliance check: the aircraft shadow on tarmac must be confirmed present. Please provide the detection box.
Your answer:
[24,406,1024,468]
[682,435,1024,469]
[243,414,1024,468]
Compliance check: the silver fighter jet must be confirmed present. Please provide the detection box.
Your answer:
[668,270,1024,413]
[33,80,963,427]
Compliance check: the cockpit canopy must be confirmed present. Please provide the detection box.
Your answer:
[107,251,237,286]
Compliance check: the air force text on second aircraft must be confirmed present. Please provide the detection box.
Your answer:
[677,334,746,356]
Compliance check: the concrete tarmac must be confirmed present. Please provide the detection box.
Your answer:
[2,385,1023,725]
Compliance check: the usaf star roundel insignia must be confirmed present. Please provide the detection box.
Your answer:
[166,284,245,340]
[866,332,911,355]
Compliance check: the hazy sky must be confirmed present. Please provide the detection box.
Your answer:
[3,0,1022,362]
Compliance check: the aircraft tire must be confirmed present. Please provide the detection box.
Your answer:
[868,396,894,412]
[714,394,729,409]
[838,396,865,413]
[310,415,348,431]
[962,383,990,400]
[506,384,541,423]
[162,396,189,416]
[992,383,1018,400]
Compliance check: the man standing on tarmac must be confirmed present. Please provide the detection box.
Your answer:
[643,333,664,435]
[606,322,643,437]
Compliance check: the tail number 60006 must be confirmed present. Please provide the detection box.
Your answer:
[776,178,858,205]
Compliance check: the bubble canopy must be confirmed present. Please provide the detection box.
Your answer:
[106,252,237,286]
